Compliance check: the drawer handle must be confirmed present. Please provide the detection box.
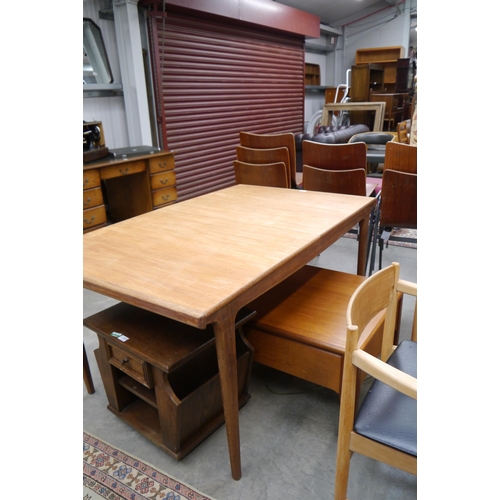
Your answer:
[83,178,89,187]
[162,194,170,201]
[160,178,169,185]
[120,358,129,366]
[119,167,129,175]
[84,216,95,224]
[83,197,91,206]
[159,162,168,169]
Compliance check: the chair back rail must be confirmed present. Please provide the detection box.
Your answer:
[233,160,288,188]
[302,165,367,197]
[302,140,367,171]
[384,141,417,173]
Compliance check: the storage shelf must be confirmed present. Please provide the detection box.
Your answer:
[83,83,124,98]
[305,85,328,92]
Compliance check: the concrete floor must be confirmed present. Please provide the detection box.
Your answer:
[83,235,417,500]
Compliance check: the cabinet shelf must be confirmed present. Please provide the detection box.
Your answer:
[305,63,320,86]
[355,46,403,64]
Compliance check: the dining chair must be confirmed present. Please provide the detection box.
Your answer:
[302,140,379,270]
[366,142,417,274]
[239,131,298,188]
[235,145,291,188]
[334,261,417,500]
[368,168,417,275]
[396,120,410,144]
[233,160,288,188]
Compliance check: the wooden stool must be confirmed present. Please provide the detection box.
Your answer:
[243,266,387,396]
[84,304,255,460]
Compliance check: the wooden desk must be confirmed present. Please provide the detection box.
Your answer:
[83,185,376,480]
[322,102,386,131]
[83,151,177,232]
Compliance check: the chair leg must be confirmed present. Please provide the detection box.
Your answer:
[84,344,95,394]
[367,198,380,276]
[334,422,353,500]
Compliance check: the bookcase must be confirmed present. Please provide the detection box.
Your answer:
[349,64,385,127]
[355,46,404,92]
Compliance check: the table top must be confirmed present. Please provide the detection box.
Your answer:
[83,185,375,328]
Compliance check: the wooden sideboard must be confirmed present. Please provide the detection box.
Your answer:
[83,151,177,232]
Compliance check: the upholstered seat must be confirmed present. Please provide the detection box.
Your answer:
[354,340,417,456]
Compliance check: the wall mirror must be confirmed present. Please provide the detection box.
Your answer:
[83,17,114,84]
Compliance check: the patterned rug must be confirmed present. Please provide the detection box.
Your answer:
[83,432,215,500]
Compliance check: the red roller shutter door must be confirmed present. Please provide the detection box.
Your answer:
[148,12,305,201]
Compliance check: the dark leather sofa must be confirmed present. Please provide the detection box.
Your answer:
[295,124,370,171]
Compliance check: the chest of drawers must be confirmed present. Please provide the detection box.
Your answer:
[83,151,177,232]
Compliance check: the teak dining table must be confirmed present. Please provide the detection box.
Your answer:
[83,184,376,480]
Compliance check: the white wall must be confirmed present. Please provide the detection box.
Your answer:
[83,0,129,148]
[304,0,415,128]
[334,0,415,84]
[83,0,415,141]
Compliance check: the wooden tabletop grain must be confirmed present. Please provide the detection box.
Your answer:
[83,184,375,479]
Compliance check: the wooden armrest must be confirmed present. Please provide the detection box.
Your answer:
[352,349,417,399]
[397,279,417,296]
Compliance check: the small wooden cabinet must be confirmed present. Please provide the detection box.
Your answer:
[83,151,177,233]
[85,303,255,460]
[350,64,385,127]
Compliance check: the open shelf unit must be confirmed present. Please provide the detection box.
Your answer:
[355,46,404,92]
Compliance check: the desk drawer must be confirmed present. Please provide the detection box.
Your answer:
[83,169,101,189]
[152,186,177,207]
[149,154,175,174]
[108,343,154,389]
[83,205,106,230]
[150,170,176,191]
[83,187,104,209]
[100,160,145,180]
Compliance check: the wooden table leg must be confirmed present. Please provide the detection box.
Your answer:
[83,344,95,394]
[357,214,369,276]
[213,312,242,480]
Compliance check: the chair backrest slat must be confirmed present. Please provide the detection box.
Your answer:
[302,165,367,197]
[233,160,288,188]
[302,140,366,171]
[384,141,417,173]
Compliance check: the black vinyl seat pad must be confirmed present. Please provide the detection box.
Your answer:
[354,340,417,456]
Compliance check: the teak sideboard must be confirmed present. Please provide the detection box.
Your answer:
[83,150,177,232]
